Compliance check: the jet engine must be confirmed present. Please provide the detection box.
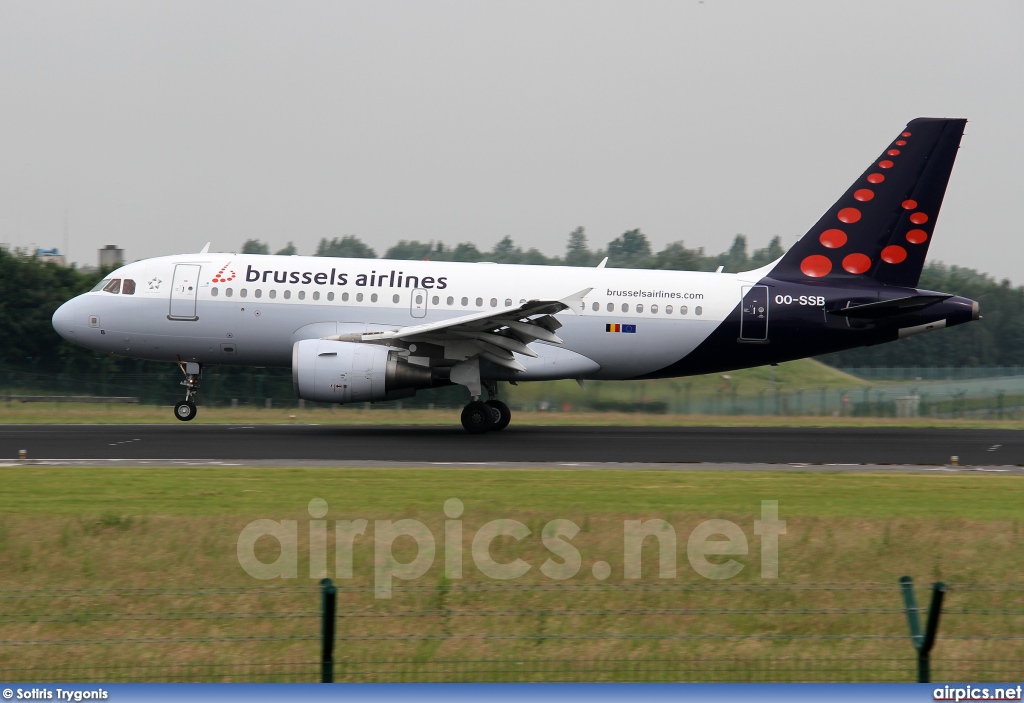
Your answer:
[292,339,433,404]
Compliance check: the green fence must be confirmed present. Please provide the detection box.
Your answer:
[1,580,1021,683]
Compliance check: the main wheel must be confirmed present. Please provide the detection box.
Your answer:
[174,400,197,422]
[486,399,511,431]
[461,401,495,434]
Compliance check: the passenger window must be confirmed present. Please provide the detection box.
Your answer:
[240,288,248,298]
[665,305,673,314]
[394,294,401,304]
[226,288,233,298]
[211,287,219,297]
[269,290,277,299]
[102,279,121,294]
[370,293,378,303]
[461,297,469,306]
[327,292,335,301]
[342,292,349,302]
[447,296,454,305]
[651,304,658,313]
[592,302,599,311]
[680,306,688,315]
[490,298,497,307]
[313,291,320,301]
[695,306,703,316]
[283,290,291,299]
[433,296,440,305]
[297,291,305,300]
[122,279,136,295]
[255,289,263,299]
[607,303,614,312]
[415,294,423,304]
[621,303,629,313]
[476,297,483,307]
[636,304,644,313]
[356,293,363,302]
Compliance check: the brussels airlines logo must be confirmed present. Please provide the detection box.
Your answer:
[244,264,448,289]
[212,262,236,283]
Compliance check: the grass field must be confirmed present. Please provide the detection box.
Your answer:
[1,403,1022,429]
[0,466,1021,682]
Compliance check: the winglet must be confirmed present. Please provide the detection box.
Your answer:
[596,257,608,269]
[199,242,211,254]
[559,287,593,315]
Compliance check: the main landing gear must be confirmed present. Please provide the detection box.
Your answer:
[174,361,201,422]
[460,381,512,434]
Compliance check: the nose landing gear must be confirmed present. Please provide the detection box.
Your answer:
[174,361,201,422]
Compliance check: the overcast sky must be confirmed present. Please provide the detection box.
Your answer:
[1,0,1021,281]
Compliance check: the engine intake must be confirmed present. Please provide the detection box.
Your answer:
[292,339,433,404]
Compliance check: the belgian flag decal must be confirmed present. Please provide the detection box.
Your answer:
[605,324,636,333]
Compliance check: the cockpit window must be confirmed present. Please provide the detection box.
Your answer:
[101,279,121,294]
[122,279,136,295]
[91,279,110,292]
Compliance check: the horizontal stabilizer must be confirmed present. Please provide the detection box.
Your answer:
[835,294,951,318]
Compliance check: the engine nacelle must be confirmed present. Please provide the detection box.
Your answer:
[292,339,433,404]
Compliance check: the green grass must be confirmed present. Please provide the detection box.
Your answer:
[1,403,1021,428]
[1,467,1021,520]
[1,466,1021,682]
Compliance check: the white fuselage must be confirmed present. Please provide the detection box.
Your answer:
[52,253,771,381]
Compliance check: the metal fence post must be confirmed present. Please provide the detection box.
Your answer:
[320,577,337,683]
[899,576,946,683]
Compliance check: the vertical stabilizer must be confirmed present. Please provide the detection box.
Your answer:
[771,118,966,287]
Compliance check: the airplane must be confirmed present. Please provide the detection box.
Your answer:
[52,117,979,433]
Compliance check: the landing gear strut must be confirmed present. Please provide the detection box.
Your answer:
[484,381,511,432]
[459,381,512,434]
[174,361,201,422]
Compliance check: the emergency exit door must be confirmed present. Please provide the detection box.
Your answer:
[739,285,769,342]
[410,288,428,318]
[168,264,201,320]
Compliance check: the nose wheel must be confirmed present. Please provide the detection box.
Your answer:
[174,401,197,421]
[175,361,201,422]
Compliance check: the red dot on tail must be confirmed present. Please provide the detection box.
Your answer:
[909,212,929,224]
[819,229,848,248]
[881,245,907,264]
[887,149,901,156]
[902,199,918,210]
[842,253,871,274]
[800,255,832,277]
[902,131,912,137]
[867,173,885,184]
[879,160,894,169]
[895,140,907,146]
[854,189,874,202]
[837,207,862,224]
[906,229,928,244]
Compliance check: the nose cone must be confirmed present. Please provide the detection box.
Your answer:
[52,297,78,340]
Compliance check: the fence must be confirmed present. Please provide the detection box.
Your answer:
[1,366,1024,418]
[1,580,1021,683]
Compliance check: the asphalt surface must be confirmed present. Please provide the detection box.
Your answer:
[1,424,1021,467]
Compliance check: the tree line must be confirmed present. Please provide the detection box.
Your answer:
[0,226,1021,405]
[241,227,788,273]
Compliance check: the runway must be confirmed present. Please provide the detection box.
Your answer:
[1,424,1022,469]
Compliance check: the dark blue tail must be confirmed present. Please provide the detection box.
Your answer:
[770,117,967,287]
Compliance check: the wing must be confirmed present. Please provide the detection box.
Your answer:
[325,288,592,372]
